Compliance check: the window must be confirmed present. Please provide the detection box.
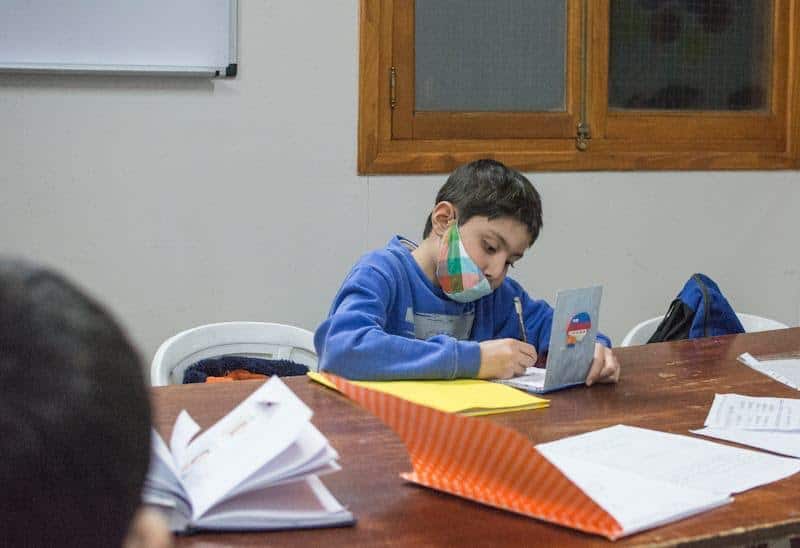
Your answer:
[358,0,800,173]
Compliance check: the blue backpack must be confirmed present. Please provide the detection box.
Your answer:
[648,273,744,343]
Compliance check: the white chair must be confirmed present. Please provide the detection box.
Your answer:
[150,321,318,386]
[620,313,789,347]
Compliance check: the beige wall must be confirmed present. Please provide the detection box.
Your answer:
[1,1,798,363]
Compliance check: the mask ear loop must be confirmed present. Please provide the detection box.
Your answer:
[438,213,456,242]
[442,201,457,229]
[435,204,458,244]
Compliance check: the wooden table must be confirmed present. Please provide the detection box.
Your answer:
[152,328,800,547]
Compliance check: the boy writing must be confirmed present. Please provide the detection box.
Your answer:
[315,159,620,384]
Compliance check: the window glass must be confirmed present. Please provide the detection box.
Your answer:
[609,0,772,111]
[415,0,567,112]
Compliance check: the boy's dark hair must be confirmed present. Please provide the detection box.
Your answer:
[0,258,151,548]
[422,159,543,245]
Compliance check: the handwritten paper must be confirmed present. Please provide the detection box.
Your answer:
[537,424,800,496]
[691,393,800,458]
[705,393,800,431]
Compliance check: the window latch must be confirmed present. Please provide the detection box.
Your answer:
[576,122,591,151]
[390,67,397,110]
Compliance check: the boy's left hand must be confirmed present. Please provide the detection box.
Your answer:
[585,343,621,386]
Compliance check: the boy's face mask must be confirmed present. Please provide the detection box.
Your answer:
[435,220,493,303]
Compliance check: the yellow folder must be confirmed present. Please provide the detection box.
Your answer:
[307,371,548,416]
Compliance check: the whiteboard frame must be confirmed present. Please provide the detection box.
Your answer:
[0,0,238,78]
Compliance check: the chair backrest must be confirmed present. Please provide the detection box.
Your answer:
[620,313,789,347]
[150,321,318,386]
[735,313,789,333]
[619,317,663,347]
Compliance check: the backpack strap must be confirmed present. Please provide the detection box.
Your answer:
[647,298,692,343]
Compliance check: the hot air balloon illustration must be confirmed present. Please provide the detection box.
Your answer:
[566,312,592,347]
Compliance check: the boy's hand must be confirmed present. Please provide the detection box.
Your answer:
[585,343,621,386]
[477,339,537,379]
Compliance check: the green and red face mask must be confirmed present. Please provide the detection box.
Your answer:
[435,221,493,303]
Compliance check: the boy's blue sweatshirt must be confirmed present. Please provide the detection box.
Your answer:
[315,236,610,380]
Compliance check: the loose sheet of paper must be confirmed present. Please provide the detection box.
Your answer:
[531,452,730,535]
[692,427,800,458]
[536,425,800,534]
[705,393,800,430]
[691,393,800,458]
[738,352,800,390]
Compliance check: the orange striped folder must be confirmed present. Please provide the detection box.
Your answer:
[324,373,624,540]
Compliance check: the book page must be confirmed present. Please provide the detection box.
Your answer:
[224,422,340,500]
[143,431,184,499]
[180,377,313,519]
[142,430,192,529]
[194,476,352,531]
[170,410,201,466]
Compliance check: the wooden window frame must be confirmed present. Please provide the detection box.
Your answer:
[358,0,800,174]
[392,1,582,141]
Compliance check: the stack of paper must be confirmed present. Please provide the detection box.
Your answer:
[307,371,549,416]
[322,373,800,540]
[692,393,800,458]
[143,376,354,533]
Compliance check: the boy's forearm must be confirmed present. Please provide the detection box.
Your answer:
[317,320,481,381]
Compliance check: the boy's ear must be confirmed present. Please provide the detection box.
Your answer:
[430,202,457,237]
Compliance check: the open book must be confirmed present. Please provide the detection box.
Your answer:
[143,376,354,533]
[322,373,800,540]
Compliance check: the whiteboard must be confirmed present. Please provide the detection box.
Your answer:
[0,0,237,77]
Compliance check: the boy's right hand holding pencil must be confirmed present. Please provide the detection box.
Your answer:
[477,339,538,379]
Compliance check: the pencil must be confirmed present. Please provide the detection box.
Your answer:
[514,296,527,343]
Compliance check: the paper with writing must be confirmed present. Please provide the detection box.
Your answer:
[705,393,800,431]
[537,424,800,496]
